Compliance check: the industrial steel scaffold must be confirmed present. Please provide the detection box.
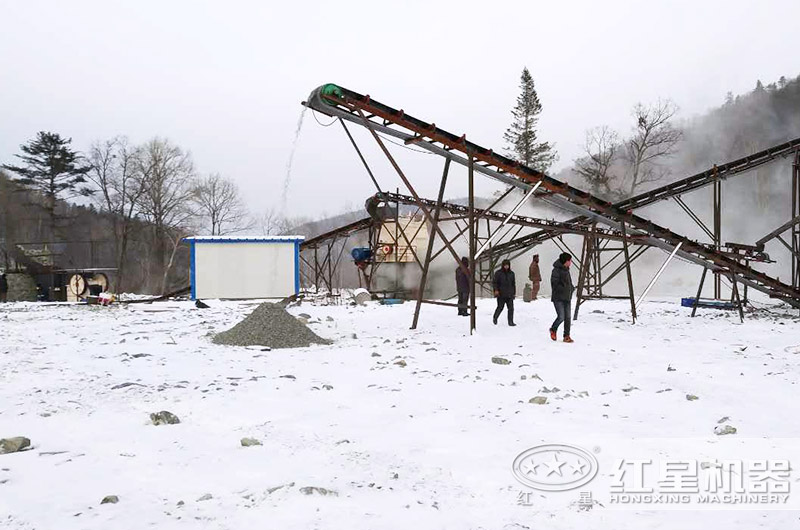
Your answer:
[369,190,639,294]
[298,217,373,294]
[303,83,800,332]
[481,138,800,319]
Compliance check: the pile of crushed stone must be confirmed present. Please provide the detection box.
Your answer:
[213,302,331,349]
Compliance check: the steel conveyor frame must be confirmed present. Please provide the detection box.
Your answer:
[303,84,800,307]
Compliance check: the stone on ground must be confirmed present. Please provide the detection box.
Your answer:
[150,411,180,425]
[299,486,338,496]
[714,424,737,436]
[0,437,31,455]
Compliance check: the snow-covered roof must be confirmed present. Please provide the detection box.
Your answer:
[183,235,305,243]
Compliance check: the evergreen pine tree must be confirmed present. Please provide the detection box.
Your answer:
[724,91,734,106]
[2,131,92,236]
[503,67,557,173]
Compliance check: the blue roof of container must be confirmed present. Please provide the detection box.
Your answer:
[183,235,305,243]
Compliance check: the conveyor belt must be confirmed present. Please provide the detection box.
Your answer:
[618,138,800,211]
[299,217,372,250]
[372,191,628,241]
[379,191,768,261]
[304,84,800,307]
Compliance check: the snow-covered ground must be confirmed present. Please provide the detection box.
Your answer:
[1,297,800,529]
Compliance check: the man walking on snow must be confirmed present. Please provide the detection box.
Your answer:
[493,259,516,326]
[550,253,575,343]
[528,254,542,300]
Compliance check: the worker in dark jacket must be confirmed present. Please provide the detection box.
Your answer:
[492,259,516,326]
[455,256,470,316]
[0,272,8,303]
[550,252,574,342]
[528,254,542,300]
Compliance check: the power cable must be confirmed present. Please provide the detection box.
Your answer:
[311,109,337,127]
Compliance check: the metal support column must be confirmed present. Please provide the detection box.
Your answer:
[793,150,800,290]
[468,156,477,334]
[314,247,319,293]
[411,159,451,329]
[619,221,637,323]
[573,226,592,321]
[730,273,744,323]
[743,259,749,305]
[713,167,722,299]
[364,224,379,291]
[327,241,334,293]
[691,267,708,317]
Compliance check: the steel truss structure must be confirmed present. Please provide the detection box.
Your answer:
[303,83,800,331]
[482,141,798,317]
[371,191,635,294]
[298,217,373,294]
[484,137,800,261]
[297,196,442,296]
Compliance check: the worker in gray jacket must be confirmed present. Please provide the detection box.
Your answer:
[549,253,574,342]
[493,259,516,326]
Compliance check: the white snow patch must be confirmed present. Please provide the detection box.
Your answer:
[0,298,799,528]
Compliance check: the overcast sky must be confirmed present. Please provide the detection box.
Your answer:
[2,0,799,220]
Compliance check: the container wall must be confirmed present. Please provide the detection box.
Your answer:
[194,242,296,299]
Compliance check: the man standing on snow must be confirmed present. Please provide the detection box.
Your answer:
[455,256,470,316]
[528,254,542,300]
[550,253,574,343]
[492,259,516,326]
[0,272,8,303]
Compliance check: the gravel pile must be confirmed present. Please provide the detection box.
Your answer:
[213,302,331,349]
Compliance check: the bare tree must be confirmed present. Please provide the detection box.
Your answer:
[86,137,145,291]
[257,208,290,235]
[573,126,619,197]
[162,227,191,295]
[623,100,683,196]
[135,138,196,293]
[191,173,251,235]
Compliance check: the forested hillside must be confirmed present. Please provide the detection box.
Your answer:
[567,74,800,202]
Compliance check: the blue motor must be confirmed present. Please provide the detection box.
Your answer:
[351,247,372,263]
